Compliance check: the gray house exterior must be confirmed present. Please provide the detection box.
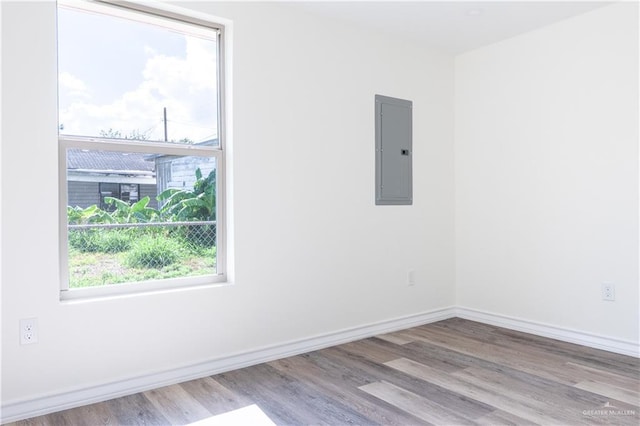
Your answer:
[66,149,157,210]
[66,139,218,210]
[150,138,218,198]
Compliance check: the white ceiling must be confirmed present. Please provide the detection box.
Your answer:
[288,1,612,54]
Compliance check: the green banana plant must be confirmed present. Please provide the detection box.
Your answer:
[67,204,114,224]
[157,168,216,221]
[104,196,160,223]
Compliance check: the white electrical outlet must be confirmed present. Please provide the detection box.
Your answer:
[408,270,416,286]
[20,318,38,345]
[602,283,615,301]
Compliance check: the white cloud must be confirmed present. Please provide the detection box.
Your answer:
[59,37,218,143]
[59,71,91,99]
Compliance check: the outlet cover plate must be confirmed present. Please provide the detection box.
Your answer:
[20,318,38,345]
[602,283,615,301]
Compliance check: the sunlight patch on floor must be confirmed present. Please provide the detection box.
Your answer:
[188,404,276,426]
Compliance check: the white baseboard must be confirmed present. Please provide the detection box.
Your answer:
[456,306,640,358]
[4,306,637,424]
[0,307,456,424]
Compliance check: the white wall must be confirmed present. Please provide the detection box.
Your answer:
[4,0,636,417]
[1,1,454,407]
[455,3,639,343]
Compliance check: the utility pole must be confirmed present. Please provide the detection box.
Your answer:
[163,107,168,141]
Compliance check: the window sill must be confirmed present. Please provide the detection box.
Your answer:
[60,275,229,303]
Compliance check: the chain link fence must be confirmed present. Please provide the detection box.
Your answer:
[67,221,216,288]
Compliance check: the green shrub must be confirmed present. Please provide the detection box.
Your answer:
[69,229,133,253]
[125,236,182,268]
[69,230,101,252]
[186,242,217,258]
[172,224,216,251]
[101,230,134,253]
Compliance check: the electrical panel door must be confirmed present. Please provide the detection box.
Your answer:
[375,95,412,205]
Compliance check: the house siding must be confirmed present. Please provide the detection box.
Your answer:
[67,181,99,208]
[67,181,157,209]
[155,156,216,196]
[140,184,158,209]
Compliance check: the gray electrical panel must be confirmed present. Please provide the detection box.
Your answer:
[375,94,412,205]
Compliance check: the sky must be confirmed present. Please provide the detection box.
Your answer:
[57,6,219,144]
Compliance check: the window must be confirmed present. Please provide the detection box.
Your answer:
[99,183,140,210]
[58,1,225,298]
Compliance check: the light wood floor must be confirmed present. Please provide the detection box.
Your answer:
[9,318,640,425]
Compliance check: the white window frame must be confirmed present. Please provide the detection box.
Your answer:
[58,0,226,300]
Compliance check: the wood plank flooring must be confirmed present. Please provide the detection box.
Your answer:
[8,318,640,425]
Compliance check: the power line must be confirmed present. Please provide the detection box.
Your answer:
[198,134,218,143]
[141,122,160,136]
[166,119,216,131]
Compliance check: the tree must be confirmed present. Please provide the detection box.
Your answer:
[174,137,194,144]
[99,128,151,140]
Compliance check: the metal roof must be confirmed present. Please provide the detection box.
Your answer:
[67,149,155,173]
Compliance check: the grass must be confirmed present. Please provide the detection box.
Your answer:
[69,228,134,253]
[125,235,183,268]
[68,231,216,288]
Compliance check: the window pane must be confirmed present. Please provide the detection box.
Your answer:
[98,182,120,211]
[57,5,219,145]
[67,148,217,288]
[120,184,140,203]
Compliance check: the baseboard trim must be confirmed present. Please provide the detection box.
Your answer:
[456,306,640,358]
[4,306,637,423]
[0,307,456,424]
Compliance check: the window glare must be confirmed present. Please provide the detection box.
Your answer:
[57,6,218,144]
